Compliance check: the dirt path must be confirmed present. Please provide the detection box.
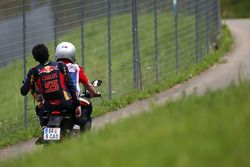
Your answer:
[1,19,250,162]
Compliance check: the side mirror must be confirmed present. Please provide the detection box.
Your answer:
[92,80,102,87]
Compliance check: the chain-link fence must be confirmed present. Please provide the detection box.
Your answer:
[0,0,221,143]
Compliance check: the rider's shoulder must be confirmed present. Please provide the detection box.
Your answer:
[27,66,39,76]
[47,61,65,68]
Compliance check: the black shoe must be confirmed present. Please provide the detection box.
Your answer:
[35,136,43,145]
[35,126,46,145]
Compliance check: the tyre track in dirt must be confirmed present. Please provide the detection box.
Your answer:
[1,19,250,162]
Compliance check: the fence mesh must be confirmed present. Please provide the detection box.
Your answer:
[0,0,221,143]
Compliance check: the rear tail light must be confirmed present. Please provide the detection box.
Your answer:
[51,111,61,115]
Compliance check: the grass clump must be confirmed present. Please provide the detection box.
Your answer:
[221,0,250,18]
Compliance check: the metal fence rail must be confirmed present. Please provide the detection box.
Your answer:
[0,0,221,141]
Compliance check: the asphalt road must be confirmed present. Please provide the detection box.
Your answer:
[0,19,250,162]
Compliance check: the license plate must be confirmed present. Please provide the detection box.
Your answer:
[44,127,61,140]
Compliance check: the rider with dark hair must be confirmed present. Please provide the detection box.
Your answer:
[20,43,81,143]
[32,44,50,64]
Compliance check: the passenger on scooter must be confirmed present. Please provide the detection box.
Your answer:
[55,42,100,132]
[20,44,82,143]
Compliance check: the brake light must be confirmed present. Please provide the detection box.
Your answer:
[51,111,61,115]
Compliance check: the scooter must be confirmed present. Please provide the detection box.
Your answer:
[42,80,102,143]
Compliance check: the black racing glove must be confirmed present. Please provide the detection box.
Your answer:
[94,91,101,97]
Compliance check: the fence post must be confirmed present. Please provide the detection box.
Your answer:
[205,0,210,55]
[217,0,221,35]
[131,0,142,90]
[22,0,28,129]
[153,0,159,83]
[132,0,136,89]
[173,0,179,71]
[80,0,85,68]
[195,0,200,63]
[107,0,112,99]
[53,0,57,48]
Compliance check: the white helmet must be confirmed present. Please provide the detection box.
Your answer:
[55,42,76,62]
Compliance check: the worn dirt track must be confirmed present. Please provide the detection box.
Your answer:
[0,19,250,162]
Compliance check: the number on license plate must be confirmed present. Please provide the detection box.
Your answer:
[44,127,61,140]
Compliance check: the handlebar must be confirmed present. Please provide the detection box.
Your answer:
[80,92,91,98]
[80,92,101,98]
[80,79,102,98]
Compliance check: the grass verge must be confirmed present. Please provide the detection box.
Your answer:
[221,0,250,18]
[1,78,249,167]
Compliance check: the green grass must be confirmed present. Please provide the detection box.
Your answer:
[0,12,232,148]
[221,0,250,18]
[1,79,250,167]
